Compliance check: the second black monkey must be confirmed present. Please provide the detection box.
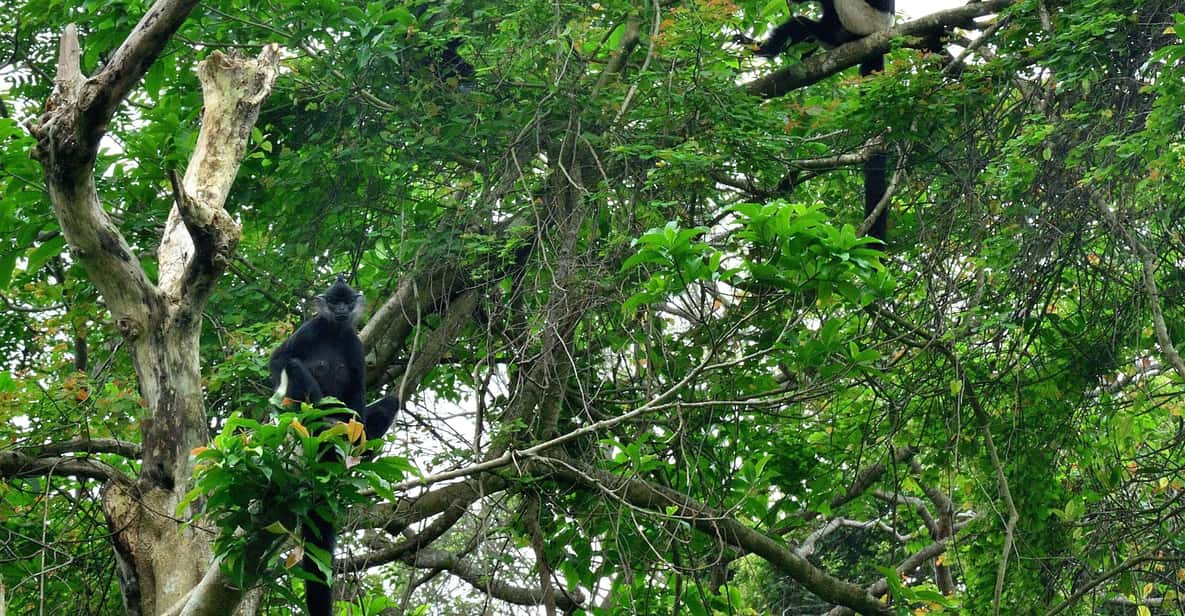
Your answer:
[746,0,896,241]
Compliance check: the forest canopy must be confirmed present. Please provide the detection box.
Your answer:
[2,0,1185,614]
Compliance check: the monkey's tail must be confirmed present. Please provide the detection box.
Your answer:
[362,396,400,440]
[860,53,889,242]
[303,512,336,616]
[864,151,888,241]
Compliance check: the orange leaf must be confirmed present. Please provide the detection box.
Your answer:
[190,446,210,456]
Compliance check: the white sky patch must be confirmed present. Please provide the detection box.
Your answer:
[898,0,967,20]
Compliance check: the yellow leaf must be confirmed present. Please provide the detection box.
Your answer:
[291,420,310,438]
[347,419,365,445]
[1142,582,1154,597]
[1138,605,1151,616]
[1177,568,1185,582]
[285,545,303,569]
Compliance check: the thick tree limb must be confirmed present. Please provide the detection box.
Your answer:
[80,0,201,142]
[23,438,142,459]
[745,0,1019,98]
[29,23,161,324]
[796,518,911,558]
[361,264,469,385]
[344,488,477,572]
[712,137,886,200]
[907,458,957,594]
[159,45,280,316]
[398,289,479,400]
[359,475,509,534]
[0,450,132,485]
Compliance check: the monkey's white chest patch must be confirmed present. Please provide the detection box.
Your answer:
[836,0,893,35]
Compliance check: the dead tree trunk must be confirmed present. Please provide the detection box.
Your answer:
[27,2,279,613]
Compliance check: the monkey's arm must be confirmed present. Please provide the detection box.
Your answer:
[268,322,320,383]
[269,322,327,405]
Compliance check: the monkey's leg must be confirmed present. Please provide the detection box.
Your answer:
[279,358,323,404]
[756,16,822,57]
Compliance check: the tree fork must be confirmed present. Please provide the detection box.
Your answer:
[28,3,279,613]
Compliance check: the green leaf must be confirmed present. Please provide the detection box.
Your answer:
[0,252,16,289]
[26,236,66,273]
[380,7,414,25]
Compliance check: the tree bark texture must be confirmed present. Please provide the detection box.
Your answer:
[27,2,279,611]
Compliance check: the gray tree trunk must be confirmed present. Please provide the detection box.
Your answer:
[27,2,279,612]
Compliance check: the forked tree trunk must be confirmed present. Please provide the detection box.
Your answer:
[27,2,279,612]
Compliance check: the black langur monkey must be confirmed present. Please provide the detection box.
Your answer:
[269,275,398,616]
[745,0,895,240]
[410,3,475,85]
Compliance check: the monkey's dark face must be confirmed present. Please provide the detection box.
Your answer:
[317,278,364,324]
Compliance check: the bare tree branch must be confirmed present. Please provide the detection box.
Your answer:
[0,450,132,485]
[826,541,949,616]
[404,548,586,612]
[22,438,142,459]
[530,456,890,615]
[159,45,280,316]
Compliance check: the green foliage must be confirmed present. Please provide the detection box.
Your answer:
[179,404,416,590]
[5,0,1185,613]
